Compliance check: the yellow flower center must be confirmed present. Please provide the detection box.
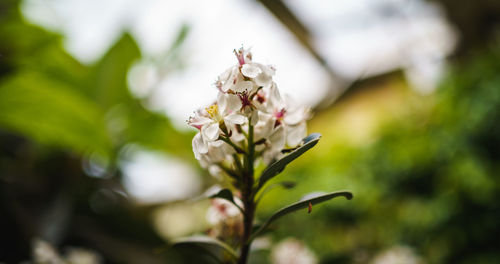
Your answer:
[206,104,218,118]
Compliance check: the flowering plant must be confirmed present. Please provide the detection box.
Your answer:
[178,48,352,264]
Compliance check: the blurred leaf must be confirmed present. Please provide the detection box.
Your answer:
[157,23,190,66]
[257,133,321,190]
[171,235,238,262]
[248,249,271,264]
[87,32,191,155]
[250,191,352,241]
[90,33,140,107]
[0,19,90,87]
[210,188,243,212]
[0,71,112,155]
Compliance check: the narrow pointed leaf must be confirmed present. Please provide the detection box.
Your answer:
[250,191,353,241]
[171,235,238,261]
[209,188,243,212]
[257,133,321,190]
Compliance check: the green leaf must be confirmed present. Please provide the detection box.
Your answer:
[90,33,141,107]
[209,189,243,213]
[257,133,321,190]
[250,191,353,241]
[171,235,238,262]
[0,71,112,156]
[90,32,192,155]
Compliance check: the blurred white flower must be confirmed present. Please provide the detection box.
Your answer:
[371,245,424,264]
[65,248,102,264]
[33,239,64,264]
[32,239,101,264]
[271,238,317,264]
[206,198,243,225]
[206,197,244,241]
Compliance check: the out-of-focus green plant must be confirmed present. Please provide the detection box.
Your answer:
[255,45,500,263]
[0,0,193,262]
[355,45,500,264]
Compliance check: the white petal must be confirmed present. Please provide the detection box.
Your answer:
[189,115,211,127]
[224,94,242,113]
[270,125,286,150]
[255,74,272,87]
[222,81,233,92]
[262,149,282,165]
[286,122,307,146]
[230,130,246,142]
[208,165,223,180]
[221,67,239,92]
[233,80,253,93]
[219,66,234,81]
[217,92,226,110]
[224,113,246,125]
[255,114,274,139]
[258,63,276,76]
[207,143,225,162]
[284,106,309,125]
[202,123,220,141]
[241,64,262,78]
[268,83,283,110]
[212,140,225,147]
[218,92,241,114]
[193,133,208,156]
[258,112,272,123]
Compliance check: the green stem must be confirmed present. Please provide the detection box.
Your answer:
[238,121,255,264]
[233,154,244,174]
[221,136,246,154]
[217,163,239,180]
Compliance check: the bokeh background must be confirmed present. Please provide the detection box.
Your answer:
[1,0,500,263]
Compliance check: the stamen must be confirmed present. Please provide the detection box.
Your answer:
[206,104,218,118]
[238,92,252,108]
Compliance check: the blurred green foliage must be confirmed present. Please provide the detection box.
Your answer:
[1,0,500,263]
[0,0,194,262]
[258,45,500,263]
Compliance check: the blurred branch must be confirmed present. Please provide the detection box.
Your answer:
[429,0,500,57]
[256,0,349,110]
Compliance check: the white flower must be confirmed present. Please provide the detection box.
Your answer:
[197,140,233,165]
[218,66,254,93]
[262,125,286,164]
[206,197,243,225]
[188,93,246,155]
[33,239,64,264]
[217,48,275,94]
[260,84,310,147]
[249,63,275,88]
[271,238,318,264]
[371,246,424,264]
[65,248,102,264]
[189,47,311,170]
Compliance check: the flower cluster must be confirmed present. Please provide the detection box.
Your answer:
[206,197,244,241]
[188,48,310,174]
